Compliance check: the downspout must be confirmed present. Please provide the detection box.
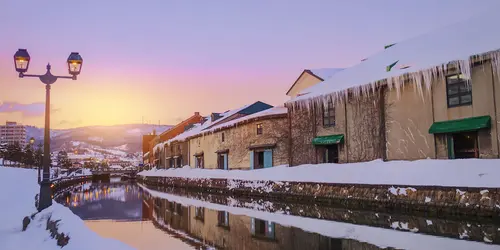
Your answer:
[312,103,318,164]
[344,98,349,163]
[431,77,438,159]
[287,109,293,167]
[379,86,388,161]
[491,63,500,157]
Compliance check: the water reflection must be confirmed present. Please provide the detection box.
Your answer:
[57,179,143,221]
[57,181,500,250]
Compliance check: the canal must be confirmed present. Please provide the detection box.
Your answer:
[55,178,500,250]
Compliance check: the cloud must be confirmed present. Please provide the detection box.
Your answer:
[58,119,82,126]
[0,102,45,117]
[0,102,61,117]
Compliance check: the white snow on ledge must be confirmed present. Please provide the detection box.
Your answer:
[139,159,500,188]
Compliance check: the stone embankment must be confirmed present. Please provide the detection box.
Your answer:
[138,176,500,217]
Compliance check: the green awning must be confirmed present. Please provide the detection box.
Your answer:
[312,134,344,145]
[428,115,491,134]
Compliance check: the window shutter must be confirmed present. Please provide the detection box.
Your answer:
[266,221,275,238]
[225,212,229,225]
[264,149,273,168]
[195,157,198,168]
[251,218,255,234]
[223,153,228,170]
[250,151,254,170]
[447,135,455,159]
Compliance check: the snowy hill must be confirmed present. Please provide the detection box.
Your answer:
[26,124,172,154]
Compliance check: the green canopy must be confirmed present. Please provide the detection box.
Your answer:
[312,134,344,145]
[428,115,491,134]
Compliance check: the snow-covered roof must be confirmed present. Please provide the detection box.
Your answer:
[204,106,287,133]
[109,165,122,169]
[289,7,500,106]
[165,103,255,144]
[309,68,344,80]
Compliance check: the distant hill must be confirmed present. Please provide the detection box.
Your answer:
[26,124,172,154]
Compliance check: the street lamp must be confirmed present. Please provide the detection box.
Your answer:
[29,137,35,169]
[14,49,83,211]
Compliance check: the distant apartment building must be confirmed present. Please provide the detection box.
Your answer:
[0,121,27,147]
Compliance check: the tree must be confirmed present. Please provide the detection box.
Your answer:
[7,142,23,166]
[22,144,35,167]
[100,161,109,169]
[0,143,7,166]
[34,143,43,168]
[84,161,97,170]
[57,151,72,169]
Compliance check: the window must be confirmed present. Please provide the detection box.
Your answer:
[195,156,204,169]
[449,132,478,159]
[218,154,225,169]
[221,132,225,142]
[252,218,275,239]
[446,73,472,108]
[217,211,229,228]
[323,101,335,127]
[256,124,263,135]
[254,151,265,169]
[175,203,183,216]
[194,207,204,221]
[323,145,339,163]
[176,156,182,168]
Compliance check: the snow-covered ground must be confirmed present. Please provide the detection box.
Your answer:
[0,166,133,250]
[139,159,500,188]
[140,184,500,250]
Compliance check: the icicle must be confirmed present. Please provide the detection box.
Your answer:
[491,50,500,84]
[394,76,401,100]
[411,72,425,102]
[458,58,472,84]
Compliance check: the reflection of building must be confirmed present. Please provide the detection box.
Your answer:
[0,121,27,147]
[146,194,382,250]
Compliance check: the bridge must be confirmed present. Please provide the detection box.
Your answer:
[91,169,138,181]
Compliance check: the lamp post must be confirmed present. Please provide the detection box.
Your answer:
[14,49,83,211]
[29,137,35,169]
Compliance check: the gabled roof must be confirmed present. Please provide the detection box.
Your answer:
[165,101,273,144]
[285,68,344,95]
[206,106,287,133]
[288,7,500,105]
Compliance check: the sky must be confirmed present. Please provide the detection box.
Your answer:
[0,0,497,129]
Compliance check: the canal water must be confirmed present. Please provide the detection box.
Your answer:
[56,178,500,250]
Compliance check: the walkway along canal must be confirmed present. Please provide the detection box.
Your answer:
[54,178,500,250]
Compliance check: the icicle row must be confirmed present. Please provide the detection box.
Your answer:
[287,49,500,115]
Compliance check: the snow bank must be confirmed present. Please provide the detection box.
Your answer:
[0,166,133,250]
[288,6,500,108]
[139,159,500,188]
[139,185,500,250]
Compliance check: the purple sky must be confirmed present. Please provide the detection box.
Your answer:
[0,0,496,128]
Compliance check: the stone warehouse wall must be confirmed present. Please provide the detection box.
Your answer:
[189,115,289,170]
[144,184,500,245]
[289,106,317,166]
[139,176,500,218]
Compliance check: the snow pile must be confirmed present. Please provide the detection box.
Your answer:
[139,159,500,188]
[139,185,500,250]
[0,167,132,250]
[288,7,500,109]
